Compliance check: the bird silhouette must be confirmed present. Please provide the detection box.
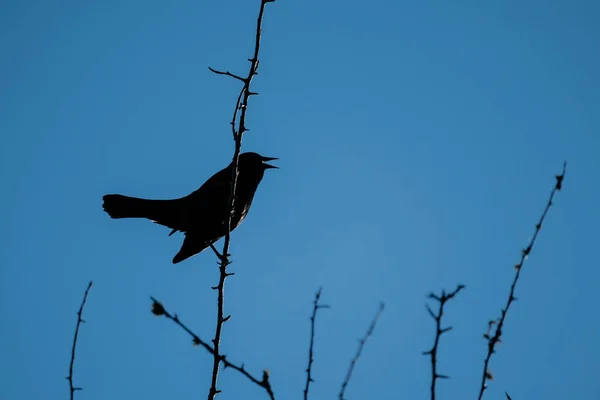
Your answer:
[102,152,277,264]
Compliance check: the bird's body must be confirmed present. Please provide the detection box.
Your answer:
[102,152,277,263]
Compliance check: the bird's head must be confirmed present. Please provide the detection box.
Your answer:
[234,152,277,195]
[238,152,279,171]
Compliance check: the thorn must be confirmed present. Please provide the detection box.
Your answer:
[223,315,231,322]
[425,304,436,319]
[441,326,453,334]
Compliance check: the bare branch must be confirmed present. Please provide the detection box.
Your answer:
[303,287,330,400]
[339,302,385,400]
[209,242,229,263]
[208,1,275,399]
[208,66,247,82]
[66,281,93,400]
[422,284,465,400]
[150,297,275,400]
[477,162,567,399]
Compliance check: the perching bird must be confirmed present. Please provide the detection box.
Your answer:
[102,152,277,264]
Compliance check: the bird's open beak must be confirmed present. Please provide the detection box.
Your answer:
[261,156,279,169]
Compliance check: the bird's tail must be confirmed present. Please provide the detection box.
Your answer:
[102,194,169,220]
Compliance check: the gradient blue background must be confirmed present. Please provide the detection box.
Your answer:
[1,0,599,399]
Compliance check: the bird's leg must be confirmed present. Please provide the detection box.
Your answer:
[209,242,230,262]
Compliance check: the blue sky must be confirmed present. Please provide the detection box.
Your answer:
[1,0,599,399]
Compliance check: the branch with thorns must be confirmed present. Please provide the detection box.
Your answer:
[339,302,385,400]
[66,281,93,400]
[303,287,330,400]
[477,162,567,399]
[150,297,275,400]
[422,284,465,400]
[205,1,275,398]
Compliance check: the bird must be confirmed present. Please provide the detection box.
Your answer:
[102,152,277,264]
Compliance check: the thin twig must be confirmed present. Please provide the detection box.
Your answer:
[208,67,246,83]
[477,162,567,399]
[66,281,93,400]
[339,302,385,400]
[207,1,275,399]
[422,284,465,400]
[150,297,275,400]
[303,287,330,400]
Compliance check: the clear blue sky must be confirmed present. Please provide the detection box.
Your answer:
[1,0,599,399]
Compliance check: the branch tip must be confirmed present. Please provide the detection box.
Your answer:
[423,284,463,400]
[477,162,566,400]
[67,281,93,400]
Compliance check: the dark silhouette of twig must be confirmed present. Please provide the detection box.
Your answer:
[66,281,93,400]
[150,297,275,400]
[477,162,567,399]
[303,287,330,400]
[206,1,275,399]
[208,67,246,83]
[422,284,465,400]
[339,302,385,400]
[505,392,513,400]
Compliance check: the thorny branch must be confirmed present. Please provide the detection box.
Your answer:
[422,284,465,400]
[339,302,385,400]
[67,281,93,400]
[303,288,330,400]
[207,1,275,399]
[477,162,567,399]
[150,298,275,400]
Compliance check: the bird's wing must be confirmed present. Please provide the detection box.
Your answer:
[172,232,215,264]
